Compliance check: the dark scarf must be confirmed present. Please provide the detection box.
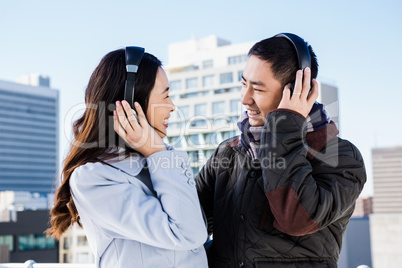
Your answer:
[237,102,332,159]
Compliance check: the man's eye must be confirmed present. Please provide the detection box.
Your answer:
[241,81,246,87]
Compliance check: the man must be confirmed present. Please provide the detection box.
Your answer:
[195,33,366,268]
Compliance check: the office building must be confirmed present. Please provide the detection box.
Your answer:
[0,77,59,194]
[0,210,58,263]
[370,213,402,268]
[372,146,402,213]
[370,146,402,267]
[352,196,373,217]
[165,35,339,174]
[59,224,94,264]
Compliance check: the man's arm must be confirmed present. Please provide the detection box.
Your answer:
[195,149,218,235]
[259,110,366,236]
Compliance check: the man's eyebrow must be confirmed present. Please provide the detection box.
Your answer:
[163,87,170,93]
[241,75,265,86]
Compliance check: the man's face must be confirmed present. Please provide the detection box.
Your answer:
[241,55,283,127]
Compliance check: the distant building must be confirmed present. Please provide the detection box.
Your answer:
[0,77,59,194]
[370,213,402,268]
[372,146,402,213]
[352,196,373,217]
[0,210,58,263]
[370,146,402,267]
[165,35,339,174]
[59,224,94,264]
[0,191,54,222]
[338,216,372,268]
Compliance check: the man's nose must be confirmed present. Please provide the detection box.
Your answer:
[241,86,253,106]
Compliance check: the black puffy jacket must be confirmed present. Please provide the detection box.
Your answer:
[196,110,366,268]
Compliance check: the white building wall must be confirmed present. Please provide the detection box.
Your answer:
[370,214,402,268]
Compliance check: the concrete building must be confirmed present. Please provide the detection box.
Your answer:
[0,76,59,194]
[0,210,58,263]
[370,213,402,268]
[0,191,54,222]
[372,146,402,213]
[165,35,339,174]
[352,196,373,217]
[370,146,402,267]
[59,224,94,264]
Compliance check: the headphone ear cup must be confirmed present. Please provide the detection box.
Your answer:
[289,82,295,96]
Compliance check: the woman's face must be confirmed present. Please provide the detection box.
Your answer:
[146,67,175,138]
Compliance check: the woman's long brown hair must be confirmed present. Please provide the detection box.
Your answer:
[46,49,161,239]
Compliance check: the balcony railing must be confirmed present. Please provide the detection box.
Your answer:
[0,261,95,268]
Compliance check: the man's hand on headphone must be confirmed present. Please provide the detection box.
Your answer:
[278,67,319,118]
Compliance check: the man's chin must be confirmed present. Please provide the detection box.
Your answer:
[248,118,264,127]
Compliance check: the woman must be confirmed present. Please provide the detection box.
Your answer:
[46,48,208,267]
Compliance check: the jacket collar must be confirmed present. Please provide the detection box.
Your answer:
[103,149,146,177]
[227,121,339,161]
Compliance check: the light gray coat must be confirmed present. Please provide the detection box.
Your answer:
[70,149,208,268]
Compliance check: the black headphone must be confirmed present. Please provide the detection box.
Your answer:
[124,46,145,108]
[274,33,311,94]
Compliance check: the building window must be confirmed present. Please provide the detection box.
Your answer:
[202,60,213,69]
[202,75,215,87]
[18,234,56,251]
[170,80,181,91]
[0,235,14,252]
[177,105,190,120]
[223,131,237,140]
[204,133,220,146]
[77,252,90,263]
[228,54,248,65]
[238,70,243,81]
[212,101,225,115]
[230,99,241,113]
[188,134,202,146]
[190,119,207,128]
[185,77,198,89]
[180,92,199,99]
[77,236,88,246]
[194,103,207,116]
[220,72,233,84]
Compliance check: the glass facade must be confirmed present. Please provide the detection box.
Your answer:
[228,54,248,65]
[18,234,56,251]
[220,72,233,84]
[185,77,198,89]
[170,80,181,91]
[0,85,58,194]
[194,103,207,116]
[202,75,215,87]
[212,101,225,115]
[0,235,14,251]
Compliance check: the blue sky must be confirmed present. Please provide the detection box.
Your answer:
[1,0,401,196]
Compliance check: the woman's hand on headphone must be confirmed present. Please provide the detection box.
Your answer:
[278,67,319,118]
[113,100,166,157]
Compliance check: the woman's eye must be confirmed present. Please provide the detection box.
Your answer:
[241,81,246,87]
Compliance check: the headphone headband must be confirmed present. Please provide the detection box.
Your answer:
[124,46,145,107]
[274,33,311,70]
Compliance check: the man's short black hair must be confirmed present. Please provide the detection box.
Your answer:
[248,35,318,87]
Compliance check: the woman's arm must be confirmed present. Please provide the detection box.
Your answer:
[70,150,208,250]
